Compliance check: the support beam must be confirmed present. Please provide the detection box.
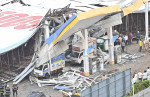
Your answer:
[7,53,10,74]
[12,51,14,70]
[18,48,20,65]
[83,29,89,76]
[22,46,24,60]
[126,15,128,34]
[0,56,2,69]
[145,0,149,41]
[44,20,50,39]
[108,27,114,65]
[44,20,51,75]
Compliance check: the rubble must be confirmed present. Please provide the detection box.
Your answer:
[120,53,145,64]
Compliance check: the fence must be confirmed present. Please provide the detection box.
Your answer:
[132,87,150,97]
[81,69,131,97]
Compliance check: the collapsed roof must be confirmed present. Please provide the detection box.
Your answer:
[0,3,49,54]
[0,0,148,54]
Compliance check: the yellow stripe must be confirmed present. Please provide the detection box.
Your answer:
[77,5,121,20]
[52,17,79,44]
[123,0,147,16]
[53,59,62,64]
[52,5,121,45]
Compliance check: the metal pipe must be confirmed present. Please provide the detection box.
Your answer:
[140,14,142,32]
[0,56,2,69]
[126,15,128,34]
[16,66,35,84]
[131,14,133,34]
[145,0,149,41]
[13,58,37,82]
[137,14,139,32]
[7,53,10,74]
[12,51,14,70]
[22,45,24,60]
[18,48,20,65]
[128,14,130,33]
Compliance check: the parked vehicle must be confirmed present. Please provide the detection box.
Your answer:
[34,53,65,78]
[66,37,97,65]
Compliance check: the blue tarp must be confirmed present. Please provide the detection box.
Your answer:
[55,85,82,91]
[108,35,119,43]
[46,14,77,45]
[83,45,95,54]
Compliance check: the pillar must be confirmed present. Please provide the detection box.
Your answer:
[83,29,90,76]
[44,20,50,39]
[145,0,149,41]
[108,27,115,65]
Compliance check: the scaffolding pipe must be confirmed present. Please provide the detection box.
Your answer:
[18,48,20,65]
[126,15,128,34]
[140,14,142,32]
[22,46,24,60]
[12,51,14,69]
[128,15,129,33]
[16,66,35,84]
[13,58,37,82]
[7,53,10,74]
[137,14,139,32]
[145,0,149,41]
[0,56,2,69]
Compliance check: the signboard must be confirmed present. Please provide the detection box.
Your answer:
[50,53,65,71]
[0,4,48,54]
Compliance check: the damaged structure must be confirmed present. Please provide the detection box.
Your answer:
[0,0,149,96]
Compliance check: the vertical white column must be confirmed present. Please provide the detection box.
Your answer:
[44,20,50,39]
[84,29,90,76]
[108,27,114,65]
[100,56,104,70]
[44,20,51,74]
[145,0,149,41]
[133,83,134,96]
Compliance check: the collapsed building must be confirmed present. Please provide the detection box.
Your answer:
[0,0,149,85]
[0,0,104,80]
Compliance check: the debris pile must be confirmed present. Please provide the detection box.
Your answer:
[29,68,107,90]
[120,53,145,64]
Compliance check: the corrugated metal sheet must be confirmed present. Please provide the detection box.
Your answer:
[38,41,68,65]
[50,40,69,57]
[81,69,131,97]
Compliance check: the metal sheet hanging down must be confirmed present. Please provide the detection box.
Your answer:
[101,13,122,28]
[38,41,68,66]
[46,5,121,46]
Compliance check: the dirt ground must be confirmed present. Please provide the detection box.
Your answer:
[116,40,150,74]
[8,78,62,97]
[6,40,150,97]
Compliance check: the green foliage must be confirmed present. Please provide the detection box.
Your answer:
[127,80,150,96]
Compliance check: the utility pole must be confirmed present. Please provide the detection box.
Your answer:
[83,29,89,76]
[145,0,149,41]
[108,27,114,65]
[126,15,128,34]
